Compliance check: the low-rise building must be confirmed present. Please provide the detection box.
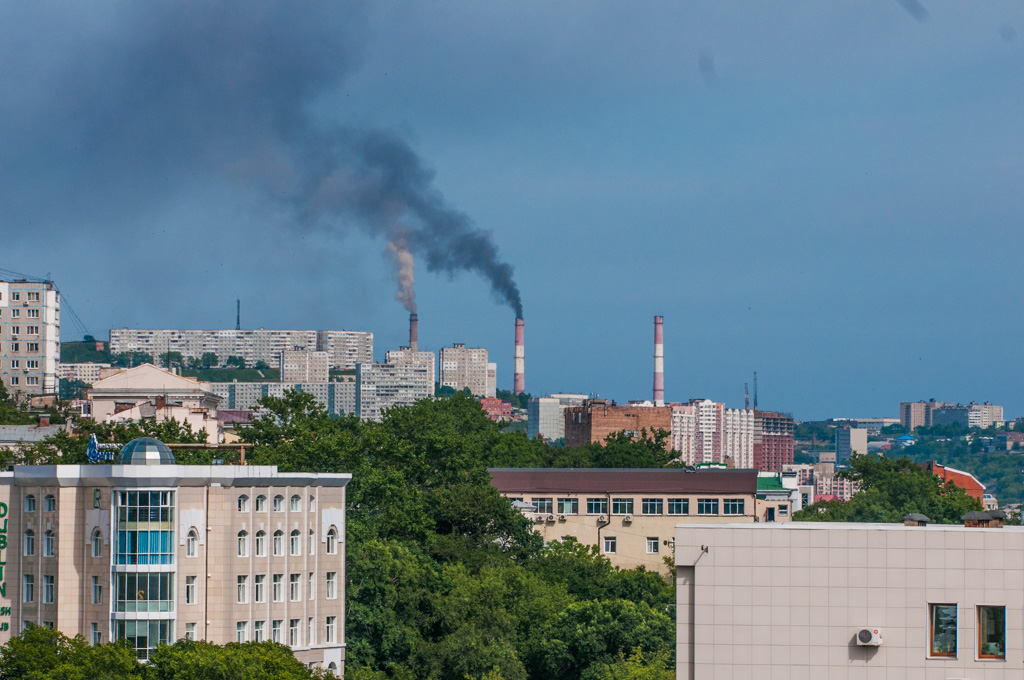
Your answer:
[527,393,588,441]
[489,467,757,571]
[924,461,986,502]
[479,397,512,422]
[0,419,67,451]
[57,363,111,385]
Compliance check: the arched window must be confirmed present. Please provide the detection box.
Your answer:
[327,662,337,675]
[326,527,338,555]
[43,530,55,557]
[24,495,35,513]
[237,530,249,557]
[309,529,315,555]
[43,494,56,512]
[24,530,34,556]
[186,529,198,558]
[91,529,102,558]
[237,495,249,512]
[290,495,301,512]
[273,530,283,556]
[289,530,300,556]
[255,495,267,512]
[273,495,284,512]
[308,495,315,513]
[255,530,266,557]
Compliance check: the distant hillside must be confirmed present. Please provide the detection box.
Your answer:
[60,340,111,364]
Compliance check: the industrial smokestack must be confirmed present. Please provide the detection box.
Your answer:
[409,313,419,352]
[653,316,665,407]
[513,318,525,394]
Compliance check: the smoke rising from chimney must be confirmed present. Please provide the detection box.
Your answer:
[387,232,417,314]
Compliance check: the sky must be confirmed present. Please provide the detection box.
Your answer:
[2,1,1022,421]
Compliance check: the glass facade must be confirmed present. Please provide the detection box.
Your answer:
[115,491,175,565]
[115,620,173,661]
[114,572,175,612]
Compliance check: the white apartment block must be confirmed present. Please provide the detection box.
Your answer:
[108,329,372,370]
[671,399,755,469]
[355,359,434,422]
[0,281,60,396]
[439,344,489,397]
[486,363,497,398]
[969,402,1004,429]
[279,350,329,384]
[676,519,1024,679]
[210,380,356,418]
[58,362,111,385]
[384,347,435,391]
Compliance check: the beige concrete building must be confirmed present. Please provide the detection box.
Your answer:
[0,437,349,672]
[0,280,60,397]
[88,364,222,442]
[355,359,433,422]
[384,346,435,391]
[968,402,1004,429]
[210,380,356,418]
[527,393,588,441]
[835,427,868,460]
[490,468,757,572]
[438,344,490,397]
[58,363,111,385]
[279,350,329,384]
[675,518,1024,679]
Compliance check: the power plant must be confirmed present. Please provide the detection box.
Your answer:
[653,315,664,406]
[513,317,525,394]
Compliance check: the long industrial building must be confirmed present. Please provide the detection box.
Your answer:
[108,329,372,370]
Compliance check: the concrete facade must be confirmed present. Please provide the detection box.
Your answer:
[836,427,868,460]
[564,399,672,447]
[210,380,356,418]
[675,521,1024,680]
[754,410,795,472]
[58,363,111,385]
[438,344,489,397]
[968,402,1004,429]
[0,447,349,673]
[0,280,60,397]
[527,393,588,441]
[279,351,329,384]
[355,360,433,422]
[384,347,435,393]
[671,400,756,469]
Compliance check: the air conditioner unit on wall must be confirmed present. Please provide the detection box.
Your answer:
[546,514,555,522]
[856,628,882,646]
[533,515,545,523]
[623,515,633,522]
[558,514,566,521]
[598,515,607,523]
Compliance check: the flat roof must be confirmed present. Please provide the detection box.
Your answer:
[0,465,352,488]
[488,468,757,494]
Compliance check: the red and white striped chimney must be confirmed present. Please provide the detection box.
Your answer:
[409,313,419,352]
[513,318,525,394]
[653,315,664,406]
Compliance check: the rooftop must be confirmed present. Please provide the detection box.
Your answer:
[488,467,758,494]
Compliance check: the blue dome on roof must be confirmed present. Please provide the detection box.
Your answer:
[119,437,175,465]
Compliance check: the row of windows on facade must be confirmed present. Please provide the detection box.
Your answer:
[521,497,747,516]
[7,360,40,369]
[0,305,43,317]
[1,291,43,302]
[929,603,1008,660]
[601,536,665,555]
[183,527,340,558]
[0,342,42,356]
[237,494,317,513]
[1,326,43,336]
[22,570,340,607]
[23,495,57,513]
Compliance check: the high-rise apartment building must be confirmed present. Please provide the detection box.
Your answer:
[671,400,756,469]
[835,426,868,460]
[968,402,1004,429]
[753,410,795,471]
[528,393,589,441]
[355,357,434,422]
[384,346,435,391]
[108,329,372,370]
[0,280,60,397]
[279,350,329,383]
[0,437,350,672]
[211,380,356,418]
[438,344,490,397]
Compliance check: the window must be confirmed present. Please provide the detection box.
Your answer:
[587,498,608,515]
[642,498,663,515]
[10,344,18,353]
[309,496,316,513]
[236,621,248,643]
[532,497,553,513]
[11,292,19,301]
[272,620,282,644]
[43,575,54,603]
[289,573,301,601]
[326,616,337,643]
[26,309,39,319]
[255,530,266,557]
[697,498,719,515]
[929,604,957,657]
[779,505,789,517]
[290,495,301,512]
[43,530,55,557]
[255,495,266,512]
[309,529,315,555]
[557,498,578,514]
[326,527,338,555]
[668,498,689,515]
[8,377,16,386]
[237,530,249,557]
[273,495,284,512]
[43,622,54,630]
[254,621,265,643]
[26,360,38,369]
[26,326,39,336]
[185,576,197,604]
[290,530,301,556]
[91,576,102,604]
[184,623,196,641]
[978,606,1005,659]
[10,310,18,319]
[113,491,176,566]
[288,619,300,646]
[26,343,37,352]
[646,537,660,554]
[308,572,315,600]
[723,499,745,515]
[23,575,34,603]
[11,326,19,335]
[44,494,56,512]
[272,574,283,602]
[91,623,101,646]
[273,530,284,556]
[237,575,248,604]
[26,377,39,386]
[612,498,633,515]
[186,530,198,557]
[254,574,265,603]
[24,530,34,556]
[603,536,617,553]
[308,617,315,645]
[238,495,249,512]
[114,573,175,613]
[27,292,38,302]
[24,495,35,513]
[91,529,102,557]
[9,361,18,370]
[326,572,337,599]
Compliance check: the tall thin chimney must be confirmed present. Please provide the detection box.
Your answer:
[513,318,525,394]
[409,313,419,352]
[653,315,665,407]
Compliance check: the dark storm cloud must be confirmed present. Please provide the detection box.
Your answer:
[0,1,522,316]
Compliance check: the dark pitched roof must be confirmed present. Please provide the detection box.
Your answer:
[487,468,757,495]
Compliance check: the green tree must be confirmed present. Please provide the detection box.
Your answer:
[0,626,141,680]
[158,352,184,369]
[585,649,674,680]
[58,378,90,401]
[199,352,220,369]
[225,355,246,369]
[146,639,324,680]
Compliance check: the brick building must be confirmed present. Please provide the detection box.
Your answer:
[753,410,795,471]
[479,397,512,422]
[563,399,672,447]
